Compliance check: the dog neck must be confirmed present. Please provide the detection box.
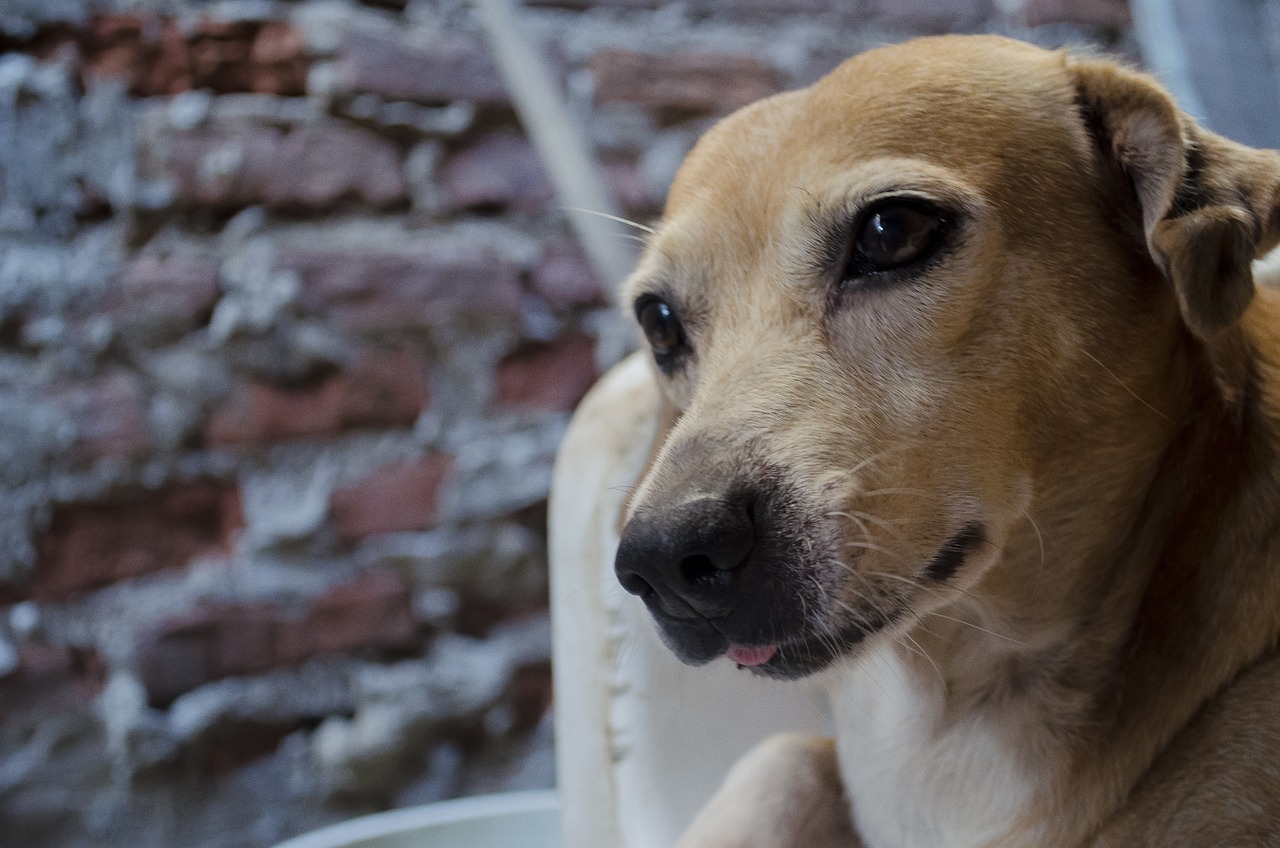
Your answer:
[831,287,1280,847]
[1043,288,1280,837]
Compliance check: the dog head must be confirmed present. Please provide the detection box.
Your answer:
[614,36,1280,679]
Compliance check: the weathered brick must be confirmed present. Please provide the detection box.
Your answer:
[329,455,453,541]
[524,0,661,8]
[282,243,523,331]
[248,21,309,94]
[156,121,407,210]
[604,158,663,216]
[506,659,553,731]
[686,0,845,19]
[277,571,417,659]
[440,133,554,213]
[495,332,598,411]
[863,0,994,30]
[80,15,308,96]
[0,644,106,722]
[796,48,859,87]
[201,720,302,776]
[206,348,431,446]
[334,29,508,105]
[530,242,607,308]
[454,597,545,638]
[1024,0,1130,28]
[590,50,783,118]
[17,481,243,601]
[81,14,187,94]
[137,571,417,705]
[101,256,220,342]
[51,372,150,462]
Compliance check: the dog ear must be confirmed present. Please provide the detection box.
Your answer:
[1070,58,1280,341]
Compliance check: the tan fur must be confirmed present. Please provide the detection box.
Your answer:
[619,35,1280,848]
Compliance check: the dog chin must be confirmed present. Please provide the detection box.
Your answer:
[650,620,728,666]
[651,610,896,681]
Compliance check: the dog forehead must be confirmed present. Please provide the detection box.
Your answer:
[665,35,1079,224]
[635,34,1095,331]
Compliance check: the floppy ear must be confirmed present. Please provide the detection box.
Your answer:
[1069,58,1280,342]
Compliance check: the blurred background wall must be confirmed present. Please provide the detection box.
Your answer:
[0,0,1137,845]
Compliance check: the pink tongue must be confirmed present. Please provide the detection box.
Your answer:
[726,644,778,667]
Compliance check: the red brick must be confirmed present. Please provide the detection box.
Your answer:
[440,133,554,213]
[52,372,150,462]
[81,15,185,94]
[1024,0,1130,28]
[137,571,417,704]
[277,571,417,658]
[863,0,993,30]
[328,455,453,541]
[530,242,607,308]
[80,15,308,96]
[283,244,523,331]
[248,21,309,95]
[454,597,545,638]
[19,481,243,601]
[495,332,598,411]
[590,50,782,118]
[335,30,508,105]
[340,350,432,427]
[206,348,431,446]
[158,122,406,210]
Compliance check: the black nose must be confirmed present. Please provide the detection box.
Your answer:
[614,495,755,618]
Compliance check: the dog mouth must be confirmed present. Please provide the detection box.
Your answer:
[725,644,778,666]
[720,605,904,679]
[646,522,985,680]
[645,597,902,680]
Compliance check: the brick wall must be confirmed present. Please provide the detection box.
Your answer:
[0,0,1130,845]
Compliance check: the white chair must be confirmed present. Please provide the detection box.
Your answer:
[548,352,829,848]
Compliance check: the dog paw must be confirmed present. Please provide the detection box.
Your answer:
[674,734,862,848]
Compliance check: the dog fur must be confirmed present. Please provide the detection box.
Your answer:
[613,35,1280,847]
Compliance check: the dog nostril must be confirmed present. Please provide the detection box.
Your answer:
[680,554,732,589]
[619,571,655,598]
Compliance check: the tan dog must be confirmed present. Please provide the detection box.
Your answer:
[612,35,1280,847]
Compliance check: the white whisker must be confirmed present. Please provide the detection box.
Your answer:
[563,206,656,235]
[844,539,914,566]
[829,509,910,546]
[847,444,914,478]
[1023,511,1047,569]
[862,487,930,499]
[1080,349,1174,424]
[922,610,1027,646]
[900,629,946,690]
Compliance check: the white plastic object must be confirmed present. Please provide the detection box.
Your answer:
[269,790,558,848]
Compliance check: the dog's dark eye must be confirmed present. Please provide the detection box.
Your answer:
[636,298,685,359]
[847,201,947,278]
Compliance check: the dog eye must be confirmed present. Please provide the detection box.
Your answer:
[847,201,946,278]
[636,298,686,359]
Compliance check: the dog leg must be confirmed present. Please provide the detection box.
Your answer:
[675,733,863,848]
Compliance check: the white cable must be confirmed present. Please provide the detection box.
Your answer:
[471,0,638,296]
